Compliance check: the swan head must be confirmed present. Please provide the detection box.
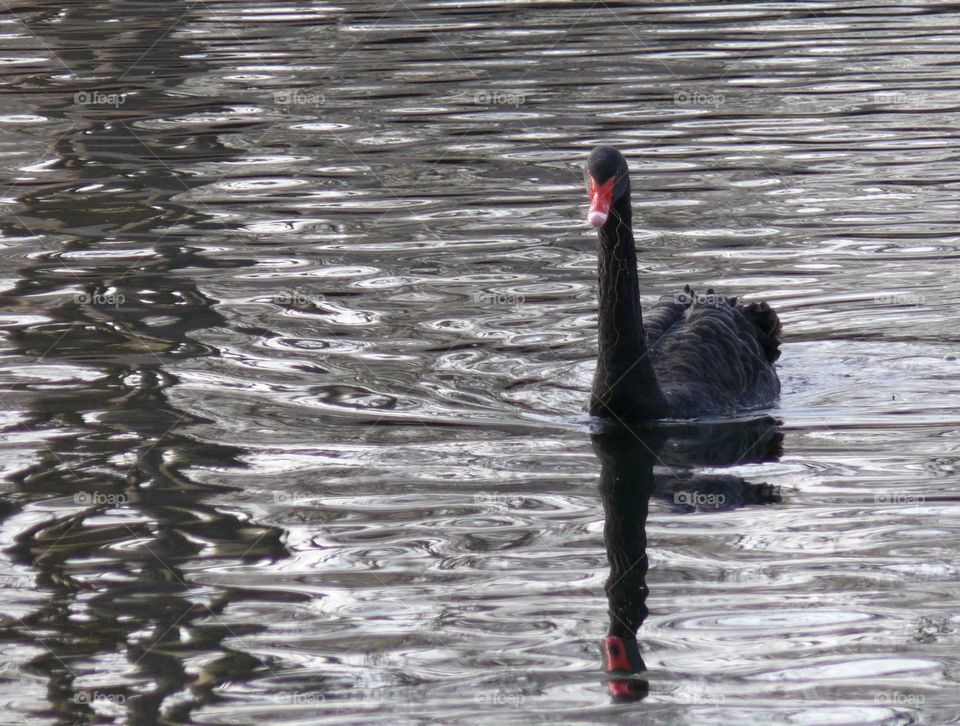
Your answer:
[585,146,630,228]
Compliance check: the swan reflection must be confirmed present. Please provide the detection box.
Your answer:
[593,418,783,701]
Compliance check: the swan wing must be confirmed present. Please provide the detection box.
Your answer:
[646,289,781,416]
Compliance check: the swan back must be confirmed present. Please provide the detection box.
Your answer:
[644,286,781,417]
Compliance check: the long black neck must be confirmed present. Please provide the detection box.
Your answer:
[590,190,669,422]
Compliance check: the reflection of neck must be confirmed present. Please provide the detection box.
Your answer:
[594,431,658,662]
[591,191,669,422]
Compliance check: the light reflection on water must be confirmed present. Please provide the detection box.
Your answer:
[0,1,958,724]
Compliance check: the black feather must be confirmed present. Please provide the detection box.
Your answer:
[645,288,781,417]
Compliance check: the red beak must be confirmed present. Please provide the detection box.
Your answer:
[588,176,615,227]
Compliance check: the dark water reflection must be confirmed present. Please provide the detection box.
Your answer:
[596,419,783,702]
[1,3,290,723]
[0,1,959,724]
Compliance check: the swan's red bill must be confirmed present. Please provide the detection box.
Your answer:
[588,175,615,227]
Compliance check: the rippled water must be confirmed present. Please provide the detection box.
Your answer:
[1,1,959,724]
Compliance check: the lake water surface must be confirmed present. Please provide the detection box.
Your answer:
[0,1,958,724]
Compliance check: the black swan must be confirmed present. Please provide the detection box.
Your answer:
[585,146,782,422]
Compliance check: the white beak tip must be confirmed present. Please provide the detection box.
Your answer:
[588,211,608,227]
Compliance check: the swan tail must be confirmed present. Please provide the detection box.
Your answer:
[739,300,781,363]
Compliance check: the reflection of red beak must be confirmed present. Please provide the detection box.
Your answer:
[588,176,615,227]
[607,678,647,700]
[603,636,648,701]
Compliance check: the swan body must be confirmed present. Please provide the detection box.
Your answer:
[585,146,781,422]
